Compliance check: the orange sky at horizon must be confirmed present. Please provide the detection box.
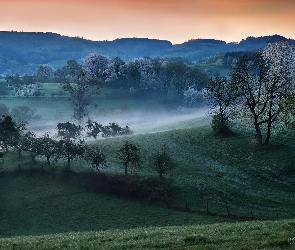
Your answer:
[0,0,294,44]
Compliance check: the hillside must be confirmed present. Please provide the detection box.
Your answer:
[0,32,294,75]
[1,219,294,249]
[0,104,295,248]
[1,119,295,236]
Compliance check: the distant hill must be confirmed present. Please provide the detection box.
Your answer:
[0,31,294,75]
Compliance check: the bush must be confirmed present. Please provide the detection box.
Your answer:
[211,113,232,136]
[57,172,173,204]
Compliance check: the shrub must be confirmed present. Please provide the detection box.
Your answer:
[211,113,232,136]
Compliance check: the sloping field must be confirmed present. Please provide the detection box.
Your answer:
[0,219,294,249]
[0,171,229,238]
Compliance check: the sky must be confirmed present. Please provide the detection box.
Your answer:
[0,0,294,44]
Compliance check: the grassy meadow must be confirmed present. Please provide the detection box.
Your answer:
[0,81,295,249]
[0,220,294,249]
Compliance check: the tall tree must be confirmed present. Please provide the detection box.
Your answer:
[261,41,295,144]
[62,60,82,78]
[36,64,55,83]
[61,70,100,122]
[230,41,295,145]
[83,53,110,84]
[21,131,42,163]
[204,77,235,135]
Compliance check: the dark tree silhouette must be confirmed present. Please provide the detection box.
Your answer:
[204,76,235,135]
[61,70,100,123]
[84,144,107,171]
[56,121,82,140]
[118,141,141,175]
[39,132,58,165]
[151,148,176,179]
[0,115,24,151]
[56,139,85,170]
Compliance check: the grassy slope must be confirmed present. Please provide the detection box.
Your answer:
[1,118,294,238]
[0,171,230,238]
[93,125,295,220]
[0,219,294,249]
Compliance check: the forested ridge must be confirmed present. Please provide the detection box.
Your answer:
[1,31,295,75]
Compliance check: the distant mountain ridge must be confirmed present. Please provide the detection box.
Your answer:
[0,31,294,75]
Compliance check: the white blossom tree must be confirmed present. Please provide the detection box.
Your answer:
[37,64,55,82]
[230,41,295,145]
[261,41,295,144]
[136,57,160,90]
[183,87,204,108]
[83,53,110,83]
[104,57,126,83]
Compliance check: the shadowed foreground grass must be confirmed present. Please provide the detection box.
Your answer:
[0,172,230,238]
[0,219,294,249]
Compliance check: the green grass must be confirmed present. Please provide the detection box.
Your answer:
[0,171,229,238]
[0,219,294,249]
[91,125,295,220]
[2,119,295,230]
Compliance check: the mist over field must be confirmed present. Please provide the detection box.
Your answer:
[27,106,209,137]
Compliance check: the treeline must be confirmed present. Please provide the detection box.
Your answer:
[6,56,209,96]
[2,55,210,120]
[0,116,175,183]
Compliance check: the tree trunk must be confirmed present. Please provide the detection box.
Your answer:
[256,129,262,146]
[67,154,71,170]
[264,124,271,145]
[46,156,50,166]
[254,121,263,146]
[264,104,273,145]
[18,148,21,158]
[31,154,36,163]
[159,168,163,179]
[124,162,128,175]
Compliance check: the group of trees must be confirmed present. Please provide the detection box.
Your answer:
[0,116,175,178]
[1,54,210,124]
[58,54,210,122]
[0,103,38,124]
[205,41,295,146]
